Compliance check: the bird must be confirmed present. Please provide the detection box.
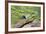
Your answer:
[22,15,26,19]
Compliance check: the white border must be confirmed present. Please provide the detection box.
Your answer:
[8,3,43,32]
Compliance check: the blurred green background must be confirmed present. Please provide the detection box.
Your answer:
[11,6,41,28]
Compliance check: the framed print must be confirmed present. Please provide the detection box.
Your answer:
[5,0,45,34]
